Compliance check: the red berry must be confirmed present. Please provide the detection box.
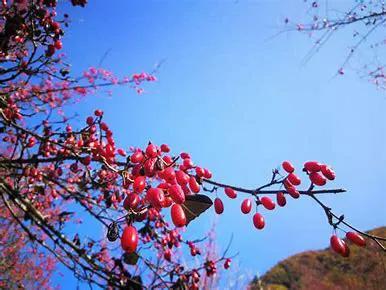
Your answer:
[100,122,109,131]
[164,249,172,261]
[46,44,55,56]
[162,196,173,208]
[117,148,126,156]
[282,161,295,173]
[180,152,190,159]
[260,196,275,210]
[176,170,189,186]
[163,155,173,164]
[144,159,156,176]
[224,187,237,199]
[94,109,103,116]
[81,156,91,166]
[66,124,72,132]
[183,158,193,168]
[214,198,224,214]
[51,22,60,30]
[203,168,212,179]
[309,172,327,186]
[189,176,200,193]
[130,151,144,163]
[146,187,165,208]
[241,199,252,214]
[330,235,345,255]
[276,192,286,207]
[171,204,186,227]
[224,258,231,269]
[304,161,321,172]
[123,193,140,210]
[253,213,265,229]
[284,180,300,198]
[105,144,114,157]
[287,173,301,186]
[121,226,138,253]
[133,176,146,193]
[287,186,300,198]
[340,240,350,257]
[86,116,94,125]
[157,182,170,190]
[346,231,366,247]
[148,208,159,221]
[54,40,62,49]
[168,184,185,204]
[181,184,191,196]
[26,137,36,148]
[195,167,205,177]
[320,164,336,180]
[146,143,158,158]
[163,167,176,183]
[160,144,170,153]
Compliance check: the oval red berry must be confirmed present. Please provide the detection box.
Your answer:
[171,204,186,227]
[214,198,224,214]
[121,226,138,253]
[253,213,265,229]
[260,196,276,210]
[224,187,237,199]
[241,199,252,214]
[282,161,295,173]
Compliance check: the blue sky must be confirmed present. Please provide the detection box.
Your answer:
[56,0,385,288]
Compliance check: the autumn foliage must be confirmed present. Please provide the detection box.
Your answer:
[252,227,386,290]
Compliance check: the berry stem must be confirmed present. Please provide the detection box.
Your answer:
[202,178,346,196]
[309,193,386,250]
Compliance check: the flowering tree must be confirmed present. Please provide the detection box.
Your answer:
[0,1,385,288]
[0,204,56,289]
[286,0,386,89]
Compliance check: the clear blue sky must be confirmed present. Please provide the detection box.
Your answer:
[56,1,385,288]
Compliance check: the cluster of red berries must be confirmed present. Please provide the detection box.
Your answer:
[303,161,336,185]
[330,235,350,257]
[213,161,337,233]
[46,39,63,57]
[1,0,65,60]
[330,231,366,257]
[115,140,213,253]
[160,231,184,261]
[282,160,335,196]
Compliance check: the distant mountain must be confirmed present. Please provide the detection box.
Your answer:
[249,227,386,290]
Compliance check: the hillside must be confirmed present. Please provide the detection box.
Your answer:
[249,227,386,290]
